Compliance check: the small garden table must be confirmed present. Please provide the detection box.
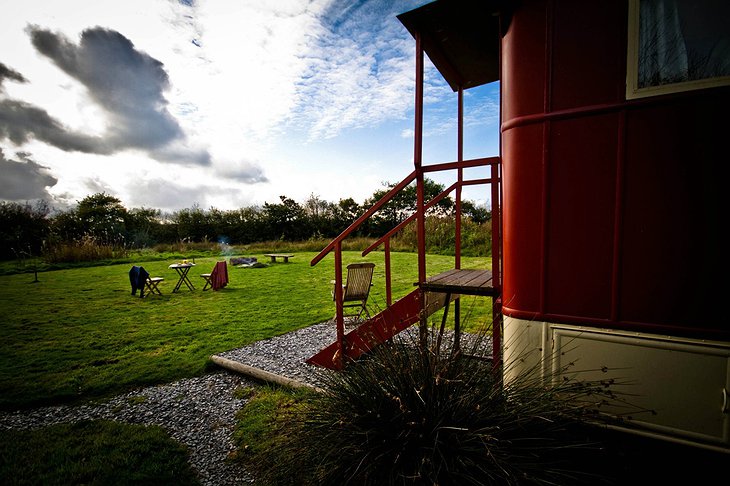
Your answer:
[169,263,196,292]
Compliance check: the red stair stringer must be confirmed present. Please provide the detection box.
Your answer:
[307,289,423,369]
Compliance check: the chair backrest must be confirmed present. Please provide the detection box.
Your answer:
[343,263,375,301]
[211,261,228,289]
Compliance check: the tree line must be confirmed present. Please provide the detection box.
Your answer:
[0,179,492,261]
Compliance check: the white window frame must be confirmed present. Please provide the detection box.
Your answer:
[626,0,730,99]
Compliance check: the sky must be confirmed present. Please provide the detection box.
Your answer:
[0,0,500,214]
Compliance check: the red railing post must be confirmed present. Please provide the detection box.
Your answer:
[414,31,427,349]
[384,238,392,307]
[491,161,502,368]
[454,87,464,351]
[455,87,464,270]
[334,240,345,370]
[491,163,501,288]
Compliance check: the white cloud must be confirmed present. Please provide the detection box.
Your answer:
[288,4,415,141]
[178,1,330,144]
[0,0,501,211]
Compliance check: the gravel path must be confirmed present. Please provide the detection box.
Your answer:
[0,321,490,485]
[0,322,341,486]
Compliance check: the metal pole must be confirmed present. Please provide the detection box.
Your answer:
[334,240,345,369]
[456,87,464,270]
[491,162,502,369]
[454,87,464,352]
[385,238,392,307]
[414,32,427,349]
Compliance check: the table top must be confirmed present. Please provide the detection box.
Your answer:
[169,263,196,269]
[418,269,498,296]
[264,253,294,257]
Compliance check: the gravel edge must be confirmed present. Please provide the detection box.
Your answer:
[0,322,342,485]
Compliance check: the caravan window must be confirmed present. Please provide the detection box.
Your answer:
[627,0,730,99]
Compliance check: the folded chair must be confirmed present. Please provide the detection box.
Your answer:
[201,261,228,291]
[333,262,375,319]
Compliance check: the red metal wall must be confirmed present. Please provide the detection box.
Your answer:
[500,0,726,339]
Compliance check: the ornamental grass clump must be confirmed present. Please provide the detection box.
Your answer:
[245,329,625,486]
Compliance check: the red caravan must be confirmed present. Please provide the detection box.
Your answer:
[401,0,728,453]
[313,0,728,453]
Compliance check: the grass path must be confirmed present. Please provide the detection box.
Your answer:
[0,251,491,409]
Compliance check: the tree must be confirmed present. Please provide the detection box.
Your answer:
[364,178,453,236]
[334,197,361,234]
[303,193,341,237]
[76,193,128,245]
[262,196,305,240]
[461,200,491,224]
[224,206,265,244]
[173,204,211,242]
[125,207,162,248]
[0,201,50,259]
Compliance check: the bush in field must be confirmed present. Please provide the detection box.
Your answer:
[0,201,50,260]
[43,235,126,263]
[391,215,491,256]
[239,332,624,486]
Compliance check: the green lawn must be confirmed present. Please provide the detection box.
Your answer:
[0,421,199,485]
[0,251,491,410]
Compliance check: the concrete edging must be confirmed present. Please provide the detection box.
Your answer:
[209,354,320,391]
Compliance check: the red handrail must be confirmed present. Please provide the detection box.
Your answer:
[361,176,498,258]
[421,156,499,173]
[361,182,458,257]
[310,170,417,267]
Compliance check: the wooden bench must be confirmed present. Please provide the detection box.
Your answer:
[264,253,294,263]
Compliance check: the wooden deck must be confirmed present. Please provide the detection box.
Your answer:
[418,269,498,296]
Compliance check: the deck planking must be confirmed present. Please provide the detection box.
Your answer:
[418,269,498,296]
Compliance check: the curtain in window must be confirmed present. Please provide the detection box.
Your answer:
[638,0,688,88]
[638,0,730,89]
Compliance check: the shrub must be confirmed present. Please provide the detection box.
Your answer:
[390,216,491,256]
[239,330,626,485]
[43,235,128,263]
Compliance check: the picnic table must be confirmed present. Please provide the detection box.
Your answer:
[264,253,294,263]
[169,263,196,292]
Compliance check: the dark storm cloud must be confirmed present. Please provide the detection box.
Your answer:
[1,28,268,191]
[0,99,111,153]
[217,161,269,184]
[28,26,187,154]
[0,149,58,201]
[0,63,28,88]
[0,61,111,152]
[151,143,211,166]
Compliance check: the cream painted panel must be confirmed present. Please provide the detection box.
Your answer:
[551,326,730,447]
[502,316,547,383]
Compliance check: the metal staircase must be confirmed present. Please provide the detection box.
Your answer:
[307,156,501,370]
[308,2,503,369]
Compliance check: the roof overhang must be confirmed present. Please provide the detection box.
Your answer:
[397,0,504,91]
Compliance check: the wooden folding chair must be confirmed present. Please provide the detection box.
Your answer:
[130,265,163,297]
[333,263,375,319]
[201,261,228,291]
[144,276,164,296]
[201,272,212,291]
